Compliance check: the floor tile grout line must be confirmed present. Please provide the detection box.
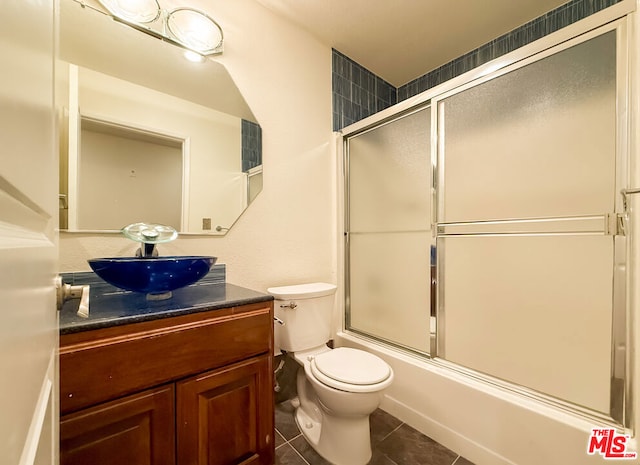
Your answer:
[372,425,403,465]
[289,440,312,465]
[278,430,302,445]
[379,451,401,465]
[275,428,310,462]
[275,428,311,465]
[377,421,406,444]
[275,430,287,450]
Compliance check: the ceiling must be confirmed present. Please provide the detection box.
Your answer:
[255,0,570,86]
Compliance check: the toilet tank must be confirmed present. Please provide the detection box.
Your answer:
[267,283,337,352]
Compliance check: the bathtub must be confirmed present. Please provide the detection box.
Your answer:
[336,331,630,465]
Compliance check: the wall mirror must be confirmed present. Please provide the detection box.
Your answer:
[58,0,263,235]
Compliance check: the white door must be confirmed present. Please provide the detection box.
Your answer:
[0,1,59,464]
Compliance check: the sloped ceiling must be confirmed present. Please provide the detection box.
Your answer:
[254,0,570,86]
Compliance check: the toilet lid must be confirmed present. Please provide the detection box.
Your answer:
[313,347,391,385]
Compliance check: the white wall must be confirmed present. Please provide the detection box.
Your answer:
[59,0,336,291]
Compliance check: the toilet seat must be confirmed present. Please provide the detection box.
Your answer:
[309,347,393,393]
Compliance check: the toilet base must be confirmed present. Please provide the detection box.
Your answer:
[294,399,373,465]
[294,406,322,450]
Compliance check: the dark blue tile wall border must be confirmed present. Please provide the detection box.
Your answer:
[397,0,623,101]
[332,0,623,130]
[242,119,262,172]
[332,49,396,131]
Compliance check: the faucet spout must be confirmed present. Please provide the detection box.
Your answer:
[136,242,158,258]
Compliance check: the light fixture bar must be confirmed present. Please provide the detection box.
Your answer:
[94,0,223,56]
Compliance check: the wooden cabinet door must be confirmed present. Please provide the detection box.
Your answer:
[60,384,175,465]
[177,355,274,465]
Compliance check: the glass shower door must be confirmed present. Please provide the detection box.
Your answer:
[434,26,625,420]
[345,107,432,354]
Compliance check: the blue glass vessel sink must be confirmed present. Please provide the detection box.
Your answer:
[88,256,217,298]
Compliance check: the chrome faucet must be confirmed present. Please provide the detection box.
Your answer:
[122,222,178,258]
[137,229,160,257]
[137,242,158,258]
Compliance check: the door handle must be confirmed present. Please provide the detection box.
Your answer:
[55,276,90,318]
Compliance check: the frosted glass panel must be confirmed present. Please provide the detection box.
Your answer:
[440,234,613,413]
[349,108,430,232]
[440,31,616,222]
[349,232,431,353]
[346,107,432,353]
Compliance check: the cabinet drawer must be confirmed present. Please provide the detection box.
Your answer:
[60,302,273,414]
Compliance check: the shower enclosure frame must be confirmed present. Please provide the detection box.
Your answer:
[341,11,633,430]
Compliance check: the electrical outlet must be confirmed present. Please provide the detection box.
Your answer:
[202,218,211,230]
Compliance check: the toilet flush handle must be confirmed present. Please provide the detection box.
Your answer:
[280,301,297,309]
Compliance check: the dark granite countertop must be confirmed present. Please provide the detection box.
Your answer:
[59,278,273,335]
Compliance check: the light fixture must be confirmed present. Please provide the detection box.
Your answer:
[96,0,224,56]
[167,8,223,55]
[97,0,161,24]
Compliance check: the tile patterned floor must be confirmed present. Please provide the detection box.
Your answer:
[275,400,475,465]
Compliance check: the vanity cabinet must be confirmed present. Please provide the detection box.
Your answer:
[59,301,275,465]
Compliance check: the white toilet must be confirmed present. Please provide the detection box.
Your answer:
[268,283,393,465]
